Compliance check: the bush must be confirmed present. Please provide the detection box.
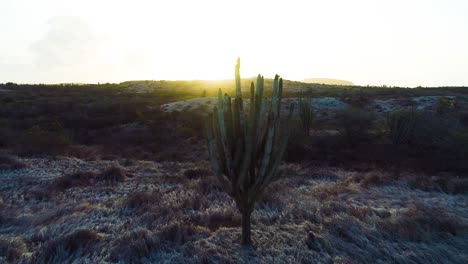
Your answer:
[436,97,458,115]
[96,164,126,184]
[412,111,461,149]
[125,191,162,211]
[110,229,161,263]
[0,237,27,262]
[336,107,375,148]
[17,123,70,155]
[54,171,97,191]
[386,109,417,147]
[36,229,101,264]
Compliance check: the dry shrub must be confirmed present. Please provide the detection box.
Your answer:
[313,180,360,201]
[96,164,126,184]
[64,144,102,160]
[54,171,97,191]
[196,176,222,195]
[180,193,210,211]
[346,205,371,221]
[110,229,161,263]
[0,237,27,262]
[157,222,210,245]
[125,191,163,212]
[190,207,241,230]
[0,153,26,170]
[358,171,391,188]
[36,229,101,264]
[380,203,467,242]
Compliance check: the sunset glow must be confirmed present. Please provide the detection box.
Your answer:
[1,0,468,86]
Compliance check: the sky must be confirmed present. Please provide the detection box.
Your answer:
[0,0,467,87]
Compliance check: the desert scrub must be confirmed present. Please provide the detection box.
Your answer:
[54,170,97,191]
[0,237,27,262]
[96,164,126,184]
[36,229,101,264]
[386,108,417,147]
[336,107,375,148]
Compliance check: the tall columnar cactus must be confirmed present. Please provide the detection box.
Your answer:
[298,97,313,135]
[204,58,294,245]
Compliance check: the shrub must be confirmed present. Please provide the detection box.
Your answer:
[36,229,101,264]
[386,108,417,147]
[17,123,70,155]
[336,107,375,148]
[298,98,313,135]
[125,191,162,211]
[96,164,126,184]
[436,97,458,115]
[157,222,209,245]
[110,229,161,263]
[0,237,27,262]
[412,111,461,149]
[54,171,96,191]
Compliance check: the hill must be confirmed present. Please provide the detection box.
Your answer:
[303,78,354,86]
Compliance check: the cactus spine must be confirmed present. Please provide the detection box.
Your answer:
[204,58,294,245]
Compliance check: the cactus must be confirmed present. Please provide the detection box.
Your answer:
[204,58,294,245]
[298,97,313,135]
[386,108,417,147]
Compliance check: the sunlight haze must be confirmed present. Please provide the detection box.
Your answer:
[1,0,467,87]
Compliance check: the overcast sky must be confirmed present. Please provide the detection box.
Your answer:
[1,0,467,87]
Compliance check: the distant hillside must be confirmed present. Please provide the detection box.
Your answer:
[303,78,354,86]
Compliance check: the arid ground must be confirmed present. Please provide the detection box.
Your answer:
[0,81,467,263]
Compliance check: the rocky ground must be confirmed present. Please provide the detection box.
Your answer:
[0,157,467,263]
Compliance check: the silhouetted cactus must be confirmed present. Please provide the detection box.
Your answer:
[298,97,313,135]
[386,108,417,147]
[204,58,294,245]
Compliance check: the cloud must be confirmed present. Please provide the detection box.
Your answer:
[31,16,102,68]
[22,16,151,83]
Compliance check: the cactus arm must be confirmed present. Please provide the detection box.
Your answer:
[216,90,236,181]
[204,114,232,195]
[235,57,241,98]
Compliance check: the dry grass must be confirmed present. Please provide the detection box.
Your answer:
[0,157,466,263]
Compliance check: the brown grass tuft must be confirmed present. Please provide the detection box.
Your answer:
[96,164,126,184]
[36,229,101,264]
[54,171,97,191]
[0,237,27,262]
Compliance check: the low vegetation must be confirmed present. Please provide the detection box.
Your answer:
[0,71,467,262]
